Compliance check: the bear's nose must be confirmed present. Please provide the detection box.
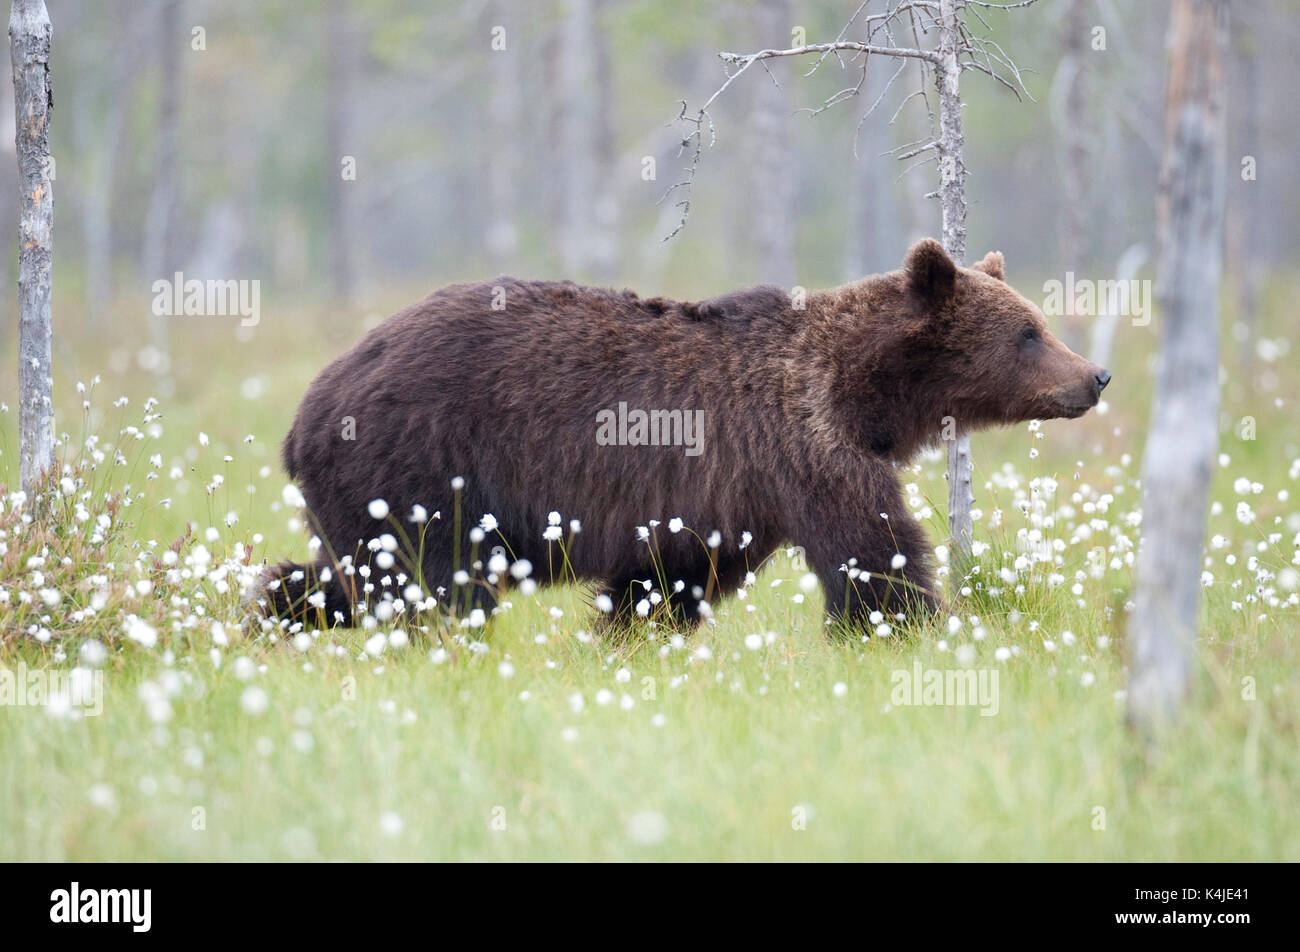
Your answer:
[1095,369,1112,392]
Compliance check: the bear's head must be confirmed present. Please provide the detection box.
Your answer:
[813,238,1112,461]
[898,237,1110,430]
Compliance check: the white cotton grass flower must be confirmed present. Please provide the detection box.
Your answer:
[80,640,107,666]
[368,499,389,520]
[123,615,157,648]
[479,513,498,532]
[668,518,684,534]
[832,682,848,698]
[379,812,404,836]
[890,553,907,569]
[626,810,668,845]
[409,504,428,523]
[88,783,117,811]
[240,686,269,715]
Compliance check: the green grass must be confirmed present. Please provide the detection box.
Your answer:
[0,286,1296,861]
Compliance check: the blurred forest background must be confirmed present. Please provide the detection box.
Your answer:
[1,0,1296,376]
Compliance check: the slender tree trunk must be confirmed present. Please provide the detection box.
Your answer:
[326,0,356,301]
[141,0,180,365]
[1129,0,1227,731]
[587,0,619,281]
[845,137,899,281]
[1058,0,1090,351]
[751,0,795,289]
[937,0,972,559]
[1088,242,1147,370]
[75,2,142,327]
[484,0,520,269]
[1225,19,1258,364]
[10,0,54,495]
[900,101,935,245]
[558,0,596,275]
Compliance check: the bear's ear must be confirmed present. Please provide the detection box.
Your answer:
[904,238,956,303]
[972,250,1005,281]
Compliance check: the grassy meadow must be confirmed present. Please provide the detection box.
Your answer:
[0,279,1297,861]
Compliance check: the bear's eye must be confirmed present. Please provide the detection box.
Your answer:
[1018,326,1040,347]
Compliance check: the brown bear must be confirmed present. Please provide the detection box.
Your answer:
[252,238,1109,631]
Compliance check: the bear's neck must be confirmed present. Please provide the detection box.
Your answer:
[789,276,950,463]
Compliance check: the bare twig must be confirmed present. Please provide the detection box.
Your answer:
[662,0,1040,239]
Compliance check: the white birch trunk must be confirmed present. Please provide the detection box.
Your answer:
[937,0,972,558]
[1128,0,1227,730]
[752,0,795,289]
[485,0,521,268]
[9,0,54,495]
[558,0,596,275]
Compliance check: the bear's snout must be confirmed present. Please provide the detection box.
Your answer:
[1095,369,1112,394]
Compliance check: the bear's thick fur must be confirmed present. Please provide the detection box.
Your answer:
[254,239,1109,629]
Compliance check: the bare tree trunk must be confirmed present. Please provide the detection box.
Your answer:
[587,0,620,281]
[558,0,596,275]
[1225,18,1258,363]
[141,0,180,366]
[484,0,520,270]
[751,0,795,289]
[900,99,935,244]
[1056,0,1090,351]
[10,0,54,495]
[326,0,356,301]
[1129,0,1227,731]
[937,0,972,559]
[1088,242,1147,369]
[845,135,900,281]
[86,6,144,322]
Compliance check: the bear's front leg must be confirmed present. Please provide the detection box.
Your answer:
[796,481,939,627]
